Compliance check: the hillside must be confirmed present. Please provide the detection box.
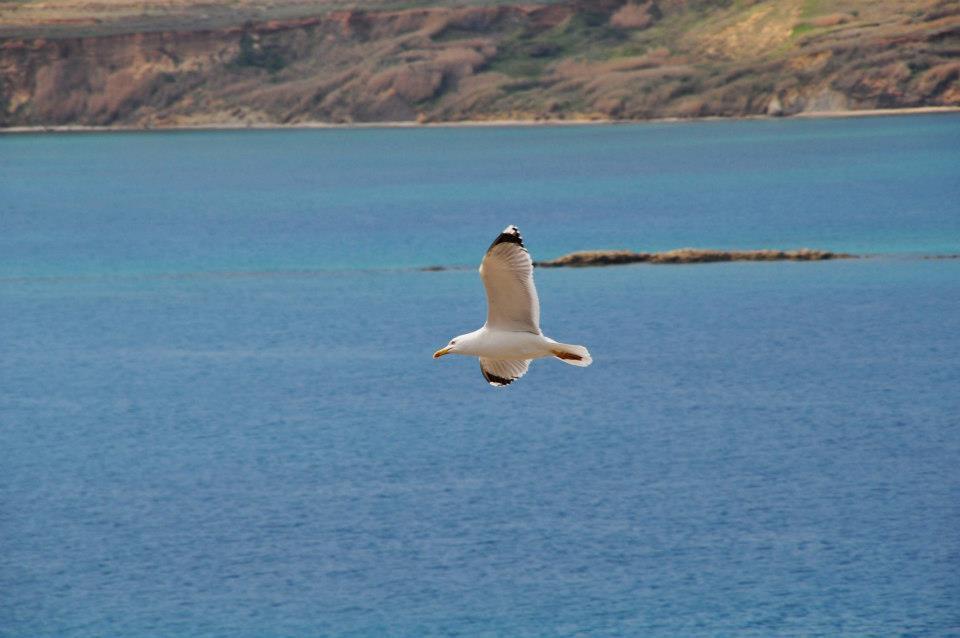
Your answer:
[1,0,958,127]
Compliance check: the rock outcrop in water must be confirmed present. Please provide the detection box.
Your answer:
[1,0,958,128]
[536,248,855,267]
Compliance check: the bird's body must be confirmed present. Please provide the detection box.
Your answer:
[440,328,561,360]
[434,225,592,387]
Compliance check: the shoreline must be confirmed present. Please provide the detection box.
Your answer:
[2,106,958,135]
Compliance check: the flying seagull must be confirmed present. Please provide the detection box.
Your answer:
[433,225,592,386]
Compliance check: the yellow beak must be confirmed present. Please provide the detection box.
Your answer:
[433,347,452,359]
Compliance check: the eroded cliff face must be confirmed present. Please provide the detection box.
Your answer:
[1,0,958,127]
[2,28,237,125]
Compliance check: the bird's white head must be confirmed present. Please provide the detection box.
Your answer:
[433,332,477,359]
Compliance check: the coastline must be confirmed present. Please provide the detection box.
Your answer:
[2,106,958,135]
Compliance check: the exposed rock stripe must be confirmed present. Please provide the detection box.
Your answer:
[535,248,856,267]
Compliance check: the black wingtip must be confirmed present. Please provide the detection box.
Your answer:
[487,225,524,251]
[481,366,514,387]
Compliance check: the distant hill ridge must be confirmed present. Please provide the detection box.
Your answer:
[1,0,957,127]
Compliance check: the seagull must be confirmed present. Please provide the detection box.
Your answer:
[433,225,592,386]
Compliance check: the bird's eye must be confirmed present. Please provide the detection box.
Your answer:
[451,340,456,345]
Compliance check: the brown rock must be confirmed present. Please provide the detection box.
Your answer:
[609,3,657,30]
[536,248,855,267]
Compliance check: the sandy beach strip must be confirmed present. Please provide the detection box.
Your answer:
[2,106,959,135]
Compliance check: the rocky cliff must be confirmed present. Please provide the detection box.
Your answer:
[1,0,958,127]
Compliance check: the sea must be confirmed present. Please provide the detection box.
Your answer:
[1,115,959,637]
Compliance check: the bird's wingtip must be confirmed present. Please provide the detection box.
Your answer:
[488,225,524,251]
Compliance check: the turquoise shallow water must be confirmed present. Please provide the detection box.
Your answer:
[1,116,960,637]
[2,115,960,279]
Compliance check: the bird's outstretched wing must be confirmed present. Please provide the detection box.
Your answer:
[479,358,530,387]
[479,225,540,333]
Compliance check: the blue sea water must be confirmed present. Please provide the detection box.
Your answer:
[1,115,959,637]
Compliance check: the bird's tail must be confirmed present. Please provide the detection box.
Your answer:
[550,343,593,367]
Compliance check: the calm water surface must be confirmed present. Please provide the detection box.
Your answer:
[2,116,959,637]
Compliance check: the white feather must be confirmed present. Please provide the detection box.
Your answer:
[479,226,540,334]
